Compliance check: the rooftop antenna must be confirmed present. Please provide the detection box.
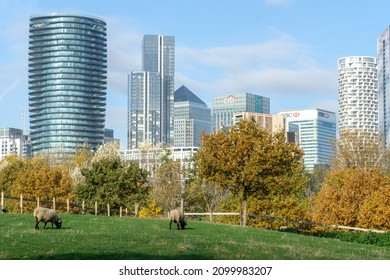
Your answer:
[22,111,25,132]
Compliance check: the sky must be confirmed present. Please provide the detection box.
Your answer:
[1,0,390,148]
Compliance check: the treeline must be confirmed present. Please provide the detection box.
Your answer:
[0,123,389,231]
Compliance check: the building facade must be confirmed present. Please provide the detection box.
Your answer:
[29,14,107,156]
[378,27,390,145]
[278,109,336,171]
[212,93,270,131]
[338,56,378,138]
[174,85,211,147]
[0,128,31,160]
[128,71,161,149]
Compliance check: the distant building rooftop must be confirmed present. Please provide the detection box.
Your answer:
[174,85,206,105]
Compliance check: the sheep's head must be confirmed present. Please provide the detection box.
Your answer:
[180,221,187,230]
[55,218,62,229]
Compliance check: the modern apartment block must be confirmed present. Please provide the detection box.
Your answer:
[29,14,107,156]
[338,56,378,139]
[128,35,175,149]
[174,85,211,147]
[0,128,31,160]
[212,93,270,131]
[278,109,336,171]
[378,27,390,145]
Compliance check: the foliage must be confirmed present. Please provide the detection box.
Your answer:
[309,231,390,247]
[1,214,389,260]
[138,201,163,218]
[92,141,121,162]
[75,158,150,210]
[311,168,390,231]
[149,159,184,213]
[331,130,390,172]
[195,120,305,226]
[0,156,74,212]
[305,165,329,197]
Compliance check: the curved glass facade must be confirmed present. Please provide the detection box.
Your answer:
[29,14,107,156]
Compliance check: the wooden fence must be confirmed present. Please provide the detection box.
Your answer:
[184,212,387,234]
[0,192,139,217]
[2,192,386,233]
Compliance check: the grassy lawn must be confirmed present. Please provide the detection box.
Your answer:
[0,213,389,260]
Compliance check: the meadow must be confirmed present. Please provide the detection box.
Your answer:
[0,213,389,260]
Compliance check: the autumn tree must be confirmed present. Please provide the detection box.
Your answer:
[331,130,390,172]
[195,120,305,226]
[0,156,74,212]
[75,158,149,211]
[149,158,184,213]
[311,168,390,230]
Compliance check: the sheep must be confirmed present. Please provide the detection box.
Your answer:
[33,207,62,230]
[169,209,186,230]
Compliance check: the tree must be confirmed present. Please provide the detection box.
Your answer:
[311,168,390,230]
[195,120,304,226]
[331,130,390,172]
[75,158,149,211]
[0,156,74,212]
[149,159,184,213]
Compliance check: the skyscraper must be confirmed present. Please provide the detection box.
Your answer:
[212,93,270,131]
[128,71,161,149]
[29,14,107,156]
[174,85,211,147]
[128,35,175,149]
[378,27,390,145]
[338,56,378,138]
[278,109,336,171]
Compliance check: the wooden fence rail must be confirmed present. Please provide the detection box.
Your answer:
[0,192,138,217]
[1,192,387,233]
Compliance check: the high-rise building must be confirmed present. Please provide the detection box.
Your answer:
[278,109,336,171]
[29,14,107,156]
[212,93,270,131]
[378,27,390,145]
[0,128,31,160]
[174,85,211,147]
[128,35,175,148]
[128,71,161,149]
[338,56,378,138]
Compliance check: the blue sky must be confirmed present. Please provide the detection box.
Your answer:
[1,0,389,148]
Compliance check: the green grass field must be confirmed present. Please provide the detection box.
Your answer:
[0,213,389,260]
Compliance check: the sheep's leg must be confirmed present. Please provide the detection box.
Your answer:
[34,218,39,230]
[170,220,172,230]
[43,222,48,229]
[177,222,180,230]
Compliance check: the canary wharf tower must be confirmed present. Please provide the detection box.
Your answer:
[29,14,107,156]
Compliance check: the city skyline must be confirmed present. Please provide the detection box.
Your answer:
[2,0,390,147]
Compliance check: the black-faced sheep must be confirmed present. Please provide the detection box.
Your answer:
[169,209,186,230]
[33,207,62,230]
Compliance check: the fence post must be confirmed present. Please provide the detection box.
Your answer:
[82,201,85,214]
[1,192,3,210]
[120,206,122,217]
[95,201,97,215]
[20,194,23,214]
[37,197,40,208]
[107,204,110,217]
[134,203,139,218]
[53,197,56,210]
[67,199,70,212]
[125,208,128,217]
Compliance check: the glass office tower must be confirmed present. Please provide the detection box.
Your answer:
[29,14,107,156]
[142,35,175,147]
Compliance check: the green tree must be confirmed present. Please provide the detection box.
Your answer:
[75,158,149,211]
[195,120,304,226]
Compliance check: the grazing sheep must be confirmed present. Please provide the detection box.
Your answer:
[33,207,62,230]
[1,208,7,213]
[169,209,186,230]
